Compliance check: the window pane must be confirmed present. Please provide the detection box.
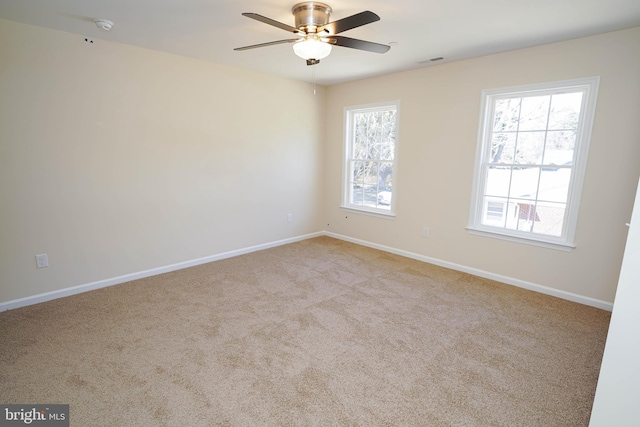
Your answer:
[505,202,536,232]
[362,162,378,187]
[548,92,583,130]
[379,163,393,190]
[380,110,397,161]
[369,121,380,159]
[353,130,367,159]
[518,96,550,131]
[490,133,516,164]
[353,119,364,159]
[353,113,374,159]
[538,169,570,203]
[351,184,365,206]
[515,132,545,164]
[544,131,575,166]
[509,167,540,201]
[485,166,511,197]
[363,186,378,207]
[351,161,366,186]
[376,190,392,208]
[380,141,394,161]
[482,197,507,227]
[546,130,576,150]
[353,111,398,162]
[362,162,379,208]
[532,202,565,236]
[350,160,366,205]
[493,98,521,132]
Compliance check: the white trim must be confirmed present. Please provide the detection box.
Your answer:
[0,232,323,312]
[1,230,612,313]
[339,206,396,219]
[466,227,575,252]
[481,76,601,99]
[468,76,600,248]
[324,231,613,311]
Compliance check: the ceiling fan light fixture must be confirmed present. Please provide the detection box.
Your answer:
[236,3,389,64]
[293,38,332,60]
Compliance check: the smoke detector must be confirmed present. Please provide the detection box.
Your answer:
[94,19,114,31]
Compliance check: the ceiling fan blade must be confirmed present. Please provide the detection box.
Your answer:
[328,36,390,53]
[234,39,299,51]
[242,13,299,33]
[318,11,380,35]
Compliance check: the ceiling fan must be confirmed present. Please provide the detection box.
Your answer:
[234,2,390,66]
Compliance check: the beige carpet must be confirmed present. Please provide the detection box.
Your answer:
[0,237,610,426]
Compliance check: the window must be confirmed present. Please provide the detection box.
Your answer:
[343,102,399,215]
[469,77,599,250]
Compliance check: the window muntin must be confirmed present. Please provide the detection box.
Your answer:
[343,102,399,215]
[469,78,599,248]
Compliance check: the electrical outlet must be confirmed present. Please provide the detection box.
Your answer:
[287,213,293,223]
[422,227,429,238]
[36,254,49,268]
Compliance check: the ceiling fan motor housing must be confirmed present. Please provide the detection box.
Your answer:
[234,2,390,64]
[292,2,332,31]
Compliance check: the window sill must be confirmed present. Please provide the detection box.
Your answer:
[466,227,575,252]
[340,206,396,219]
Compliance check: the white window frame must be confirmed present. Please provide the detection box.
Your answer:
[342,101,400,217]
[468,77,600,251]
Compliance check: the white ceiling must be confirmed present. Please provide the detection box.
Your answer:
[1,0,640,86]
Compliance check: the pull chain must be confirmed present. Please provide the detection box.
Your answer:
[312,66,316,95]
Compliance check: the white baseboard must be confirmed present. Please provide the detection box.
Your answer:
[324,232,614,312]
[0,232,323,312]
[1,230,613,312]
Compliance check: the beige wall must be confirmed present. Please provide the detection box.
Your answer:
[2,18,639,307]
[324,27,640,304]
[0,19,325,303]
